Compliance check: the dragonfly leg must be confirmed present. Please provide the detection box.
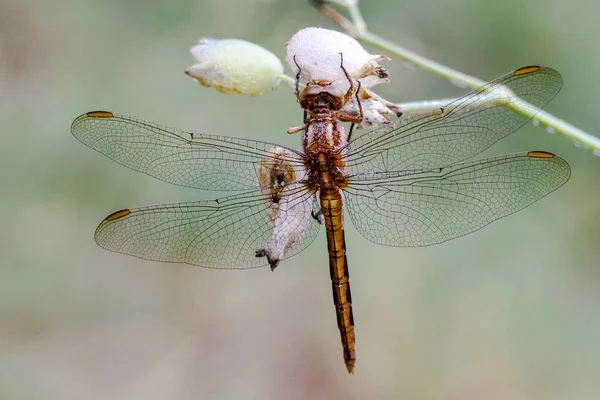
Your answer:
[293,55,302,100]
[335,109,361,142]
[347,123,356,142]
[338,52,355,105]
[337,53,363,141]
[353,80,364,124]
[287,123,307,134]
[338,53,364,124]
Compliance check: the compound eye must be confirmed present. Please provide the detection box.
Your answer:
[300,84,325,97]
[322,85,346,100]
[298,84,325,108]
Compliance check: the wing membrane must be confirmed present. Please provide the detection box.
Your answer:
[345,67,563,173]
[344,152,570,247]
[95,185,320,269]
[71,112,306,191]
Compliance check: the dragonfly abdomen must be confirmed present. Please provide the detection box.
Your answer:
[320,184,356,374]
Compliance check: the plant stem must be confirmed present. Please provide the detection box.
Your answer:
[312,0,600,154]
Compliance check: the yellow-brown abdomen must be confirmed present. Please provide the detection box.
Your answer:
[320,185,355,373]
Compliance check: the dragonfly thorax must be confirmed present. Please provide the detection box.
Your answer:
[303,115,347,153]
[301,118,348,194]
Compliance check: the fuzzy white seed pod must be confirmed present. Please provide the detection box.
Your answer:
[185,38,284,96]
[286,27,401,127]
[285,27,390,89]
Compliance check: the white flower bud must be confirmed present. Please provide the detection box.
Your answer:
[285,27,389,88]
[185,38,284,96]
[286,27,401,127]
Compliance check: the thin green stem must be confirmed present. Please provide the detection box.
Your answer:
[345,1,367,36]
[278,74,296,88]
[360,31,486,89]
[314,1,600,154]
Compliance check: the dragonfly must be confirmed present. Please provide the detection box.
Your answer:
[71,65,570,374]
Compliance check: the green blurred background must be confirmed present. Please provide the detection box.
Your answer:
[1,0,599,398]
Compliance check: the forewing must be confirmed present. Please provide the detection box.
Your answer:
[344,152,570,247]
[94,185,320,269]
[344,66,563,173]
[71,111,306,191]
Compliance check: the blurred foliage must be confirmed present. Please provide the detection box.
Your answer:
[1,0,599,399]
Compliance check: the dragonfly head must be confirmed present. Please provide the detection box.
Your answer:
[299,81,348,112]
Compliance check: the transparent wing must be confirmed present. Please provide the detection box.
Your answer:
[344,152,570,247]
[71,111,306,191]
[344,66,563,173]
[94,184,320,269]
